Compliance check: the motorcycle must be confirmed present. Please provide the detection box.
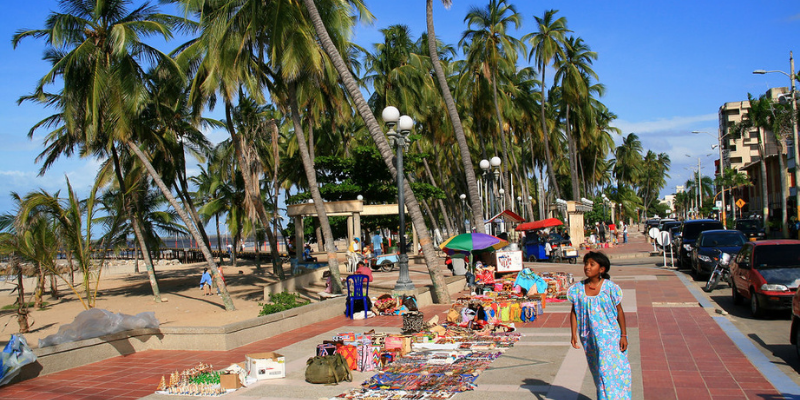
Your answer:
[703,250,732,292]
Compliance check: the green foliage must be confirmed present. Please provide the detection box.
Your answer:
[258,291,310,316]
[288,146,444,205]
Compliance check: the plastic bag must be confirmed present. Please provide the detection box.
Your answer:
[39,309,159,348]
[0,335,37,386]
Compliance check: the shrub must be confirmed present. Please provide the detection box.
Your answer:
[258,291,310,316]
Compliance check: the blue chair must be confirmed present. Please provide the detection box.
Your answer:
[345,274,370,319]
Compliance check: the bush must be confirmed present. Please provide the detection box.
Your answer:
[258,292,310,316]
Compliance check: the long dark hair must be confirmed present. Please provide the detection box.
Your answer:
[584,251,611,279]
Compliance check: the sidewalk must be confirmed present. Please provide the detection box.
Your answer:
[0,232,792,399]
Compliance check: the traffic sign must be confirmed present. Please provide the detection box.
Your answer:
[736,199,746,209]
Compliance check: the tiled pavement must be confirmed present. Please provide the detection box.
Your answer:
[0,230,793,399]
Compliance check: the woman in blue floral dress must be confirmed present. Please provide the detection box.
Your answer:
[568,251,631,399]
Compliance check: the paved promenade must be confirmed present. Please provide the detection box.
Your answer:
[1,229,797,399]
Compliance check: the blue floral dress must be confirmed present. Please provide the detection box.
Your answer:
[567,280,632,399]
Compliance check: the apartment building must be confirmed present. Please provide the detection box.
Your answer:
[717,87,793,219]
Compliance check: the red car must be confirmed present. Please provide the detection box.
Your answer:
[730,240,800,318]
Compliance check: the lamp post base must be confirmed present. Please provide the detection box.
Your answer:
[392,253,415,292]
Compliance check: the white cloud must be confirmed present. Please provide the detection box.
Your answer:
[612,113,718,135]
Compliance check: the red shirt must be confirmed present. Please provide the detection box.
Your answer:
[354,265,373,282]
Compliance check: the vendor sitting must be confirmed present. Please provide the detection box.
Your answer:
[353,261,373,283]
[303,243,318,262]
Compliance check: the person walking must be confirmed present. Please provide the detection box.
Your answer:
[568,252,632,399]
[372,231,383,256]
[623,224,628,244]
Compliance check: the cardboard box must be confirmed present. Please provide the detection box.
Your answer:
[219,373,242,390]
[246,352,286,380]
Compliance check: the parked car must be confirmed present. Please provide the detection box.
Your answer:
[735,219,766,241]
[644,218,660,233]
[730,240,800,318]
[676,219,724,268]
[791,285,800,356]
[690,230,747,279]
[659,221,682,255]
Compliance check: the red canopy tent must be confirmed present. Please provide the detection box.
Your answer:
[515,218,563,231]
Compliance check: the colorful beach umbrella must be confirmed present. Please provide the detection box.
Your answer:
[439,233,509,255]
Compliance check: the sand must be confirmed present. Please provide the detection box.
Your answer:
[0,259,293,349]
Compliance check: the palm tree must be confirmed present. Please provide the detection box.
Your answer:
[716,167,752,221]
[302,0,450,303]
[729,94,772,224]
[637,151,671,217]
[461,0,525,204]
[425,0,485,233]
[20,179,114,310]
[0,193,60,330]
[524,9,570,199]
[10,0,238,308]
[554,36,598,200]
[613,133,643,192]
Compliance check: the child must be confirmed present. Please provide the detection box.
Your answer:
[199,268,213,296]
[568,252,631,399]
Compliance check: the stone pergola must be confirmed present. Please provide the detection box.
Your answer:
[285,200,418,262]
[550,200,593,246]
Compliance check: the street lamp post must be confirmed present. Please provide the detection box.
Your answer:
[693,130,728,227]
[754,52,799,238]
[602,194,609,223]
[480,157,502,234]
[480,159,491,225]
[460,193,467,233]
[382,106,415,292]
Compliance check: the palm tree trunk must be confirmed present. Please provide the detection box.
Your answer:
[539,75,561,199]
[426,0,485,234]
[126,141,236,311]
[49,272,58,299]
[778,140,789,238]
[491,74,513,210]
[304,0,450,303]
[35,263,44,309]
[757,129,770,223]
[287,82,343,293]
[565,105,581,200]
[224,103,285,279]
[216,214,224,265]
[110,147,160,302]
[13,257,29,333]
[417,143,454,235]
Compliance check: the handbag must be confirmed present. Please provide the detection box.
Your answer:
[336,344,358,371]
[305,353,352,384]
[446,306,461,324]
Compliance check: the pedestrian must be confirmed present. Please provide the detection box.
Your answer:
[568,252,632,399]
[623,224,628,244]
[599,222,607,243]
[199,268,213,296]
[372,231,383,256]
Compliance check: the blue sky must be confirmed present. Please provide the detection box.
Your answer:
[1,0,799,216]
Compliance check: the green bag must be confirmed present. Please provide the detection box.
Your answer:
[305,353,352,384]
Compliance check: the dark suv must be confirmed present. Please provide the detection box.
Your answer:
[677,219,724,268]
[735,219,766,241]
